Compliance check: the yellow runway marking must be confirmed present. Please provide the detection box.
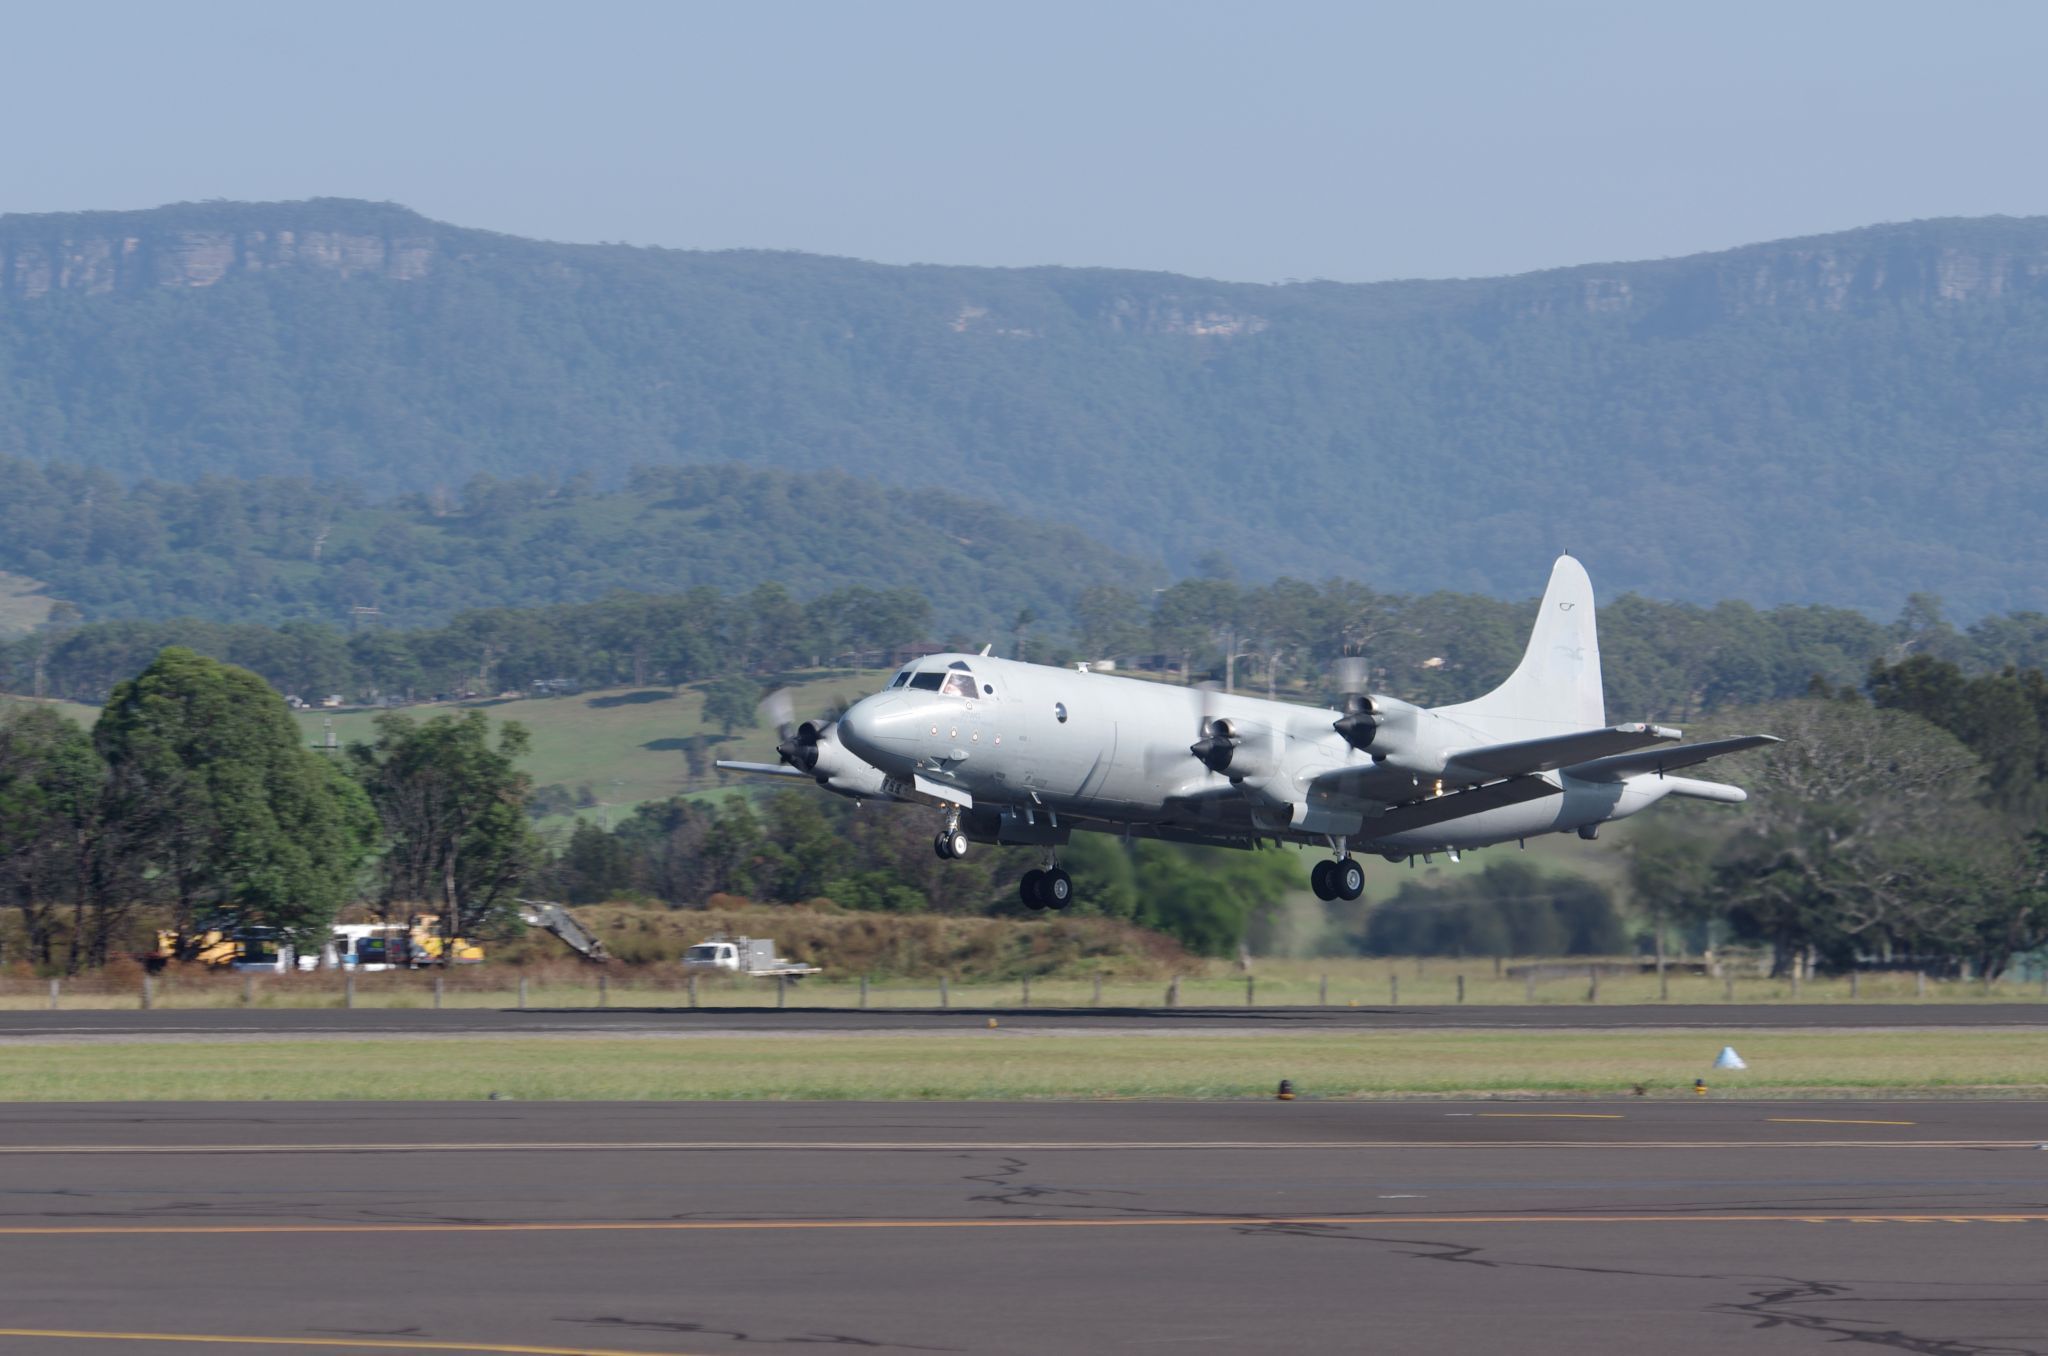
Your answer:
[2,1212,2045,1237]
[0,1330,699,1355]
[1474,1113,1625,1120]
[1767,1117,1917,1126]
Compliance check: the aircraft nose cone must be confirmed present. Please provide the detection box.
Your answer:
[838,694,919,774]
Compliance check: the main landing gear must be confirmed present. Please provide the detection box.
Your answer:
[1020,863,1072,911]
[1310,846,1365,903]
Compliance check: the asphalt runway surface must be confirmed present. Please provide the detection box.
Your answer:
[1,1101,2046,1354]
[4,1001,2047,1041]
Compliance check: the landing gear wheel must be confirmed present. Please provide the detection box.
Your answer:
[1335,859,1365,901]
[1041,868,1073,910]
[946,830,969,859]
[1310,859,1338,902]
[1021,869,1048,910]
[934,833,952,860]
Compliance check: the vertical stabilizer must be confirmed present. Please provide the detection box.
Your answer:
[1441,555,1604,739]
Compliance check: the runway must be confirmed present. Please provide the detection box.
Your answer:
[1,1101,2044,1353]
[3,1001,2046,1041]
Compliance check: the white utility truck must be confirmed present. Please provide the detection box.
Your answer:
[681,936,820,979]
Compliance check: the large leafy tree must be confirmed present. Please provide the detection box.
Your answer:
[348,710,540,937]
[95,647,376,947]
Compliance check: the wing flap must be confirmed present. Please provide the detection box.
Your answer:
[1567,735,1781,782]
[1360,775,1561,839]
[1444,722,1680,779]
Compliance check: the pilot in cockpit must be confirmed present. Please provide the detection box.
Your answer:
[939,671,977,700]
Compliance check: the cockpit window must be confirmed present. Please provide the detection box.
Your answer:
[908,671,943,691]
[889,671,911,688]
[940,672,977,700]
[947,660,971,671]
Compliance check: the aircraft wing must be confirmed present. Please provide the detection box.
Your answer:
[1565,735,1781,782]
[1444,723,1681,778]
[714,760,810,779]
[1359,775,1561,838]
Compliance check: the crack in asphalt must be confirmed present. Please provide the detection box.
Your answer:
[568,1316,960,1350]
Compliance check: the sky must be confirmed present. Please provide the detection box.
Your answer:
[5,0,2047,283]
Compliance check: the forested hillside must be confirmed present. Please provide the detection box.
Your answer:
[5,199,2048,615]
[0,459,1155,634]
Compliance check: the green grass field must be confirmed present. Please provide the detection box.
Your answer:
[0,1030,2040,1101]
[290,670,890,827]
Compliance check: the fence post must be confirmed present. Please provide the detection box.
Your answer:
[1586,967,1599,1003]
[777,973,787,1009]
[1319,974,1328,1007]
[940,976,950,1009]
[1790,968,1801,1000]
[1167,975,1179,1008]
[517,975,528,1010]
[1658,966,1670,1002]
[1456,974,1465,1005]
[1092,975,1102,1006]
[47,977,60,1011]
[1724,974,1734,1002]
[598,972,609,1009]
[141,973,153,1011]
[242,974,254,1006]
[1245,976,1254,1008]
[1916,970,1927,999]
[1523,971,1535,1003]
[434,974,444,1010]
[1389,974,1399,1006]
[687,974,698,1009]
[860,974,869,1010]
[1849,971,1859,1000]
[1021,977,1030,1008]
[2039,968,2047,999]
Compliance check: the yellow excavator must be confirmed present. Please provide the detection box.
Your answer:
[149,915,483,972]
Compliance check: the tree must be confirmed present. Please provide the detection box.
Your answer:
[0,706,105,969]
[96,647,376,952]
[700,675,762,738]
[347,710,539,939]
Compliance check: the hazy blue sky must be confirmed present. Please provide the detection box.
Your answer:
[5,0,2045,282]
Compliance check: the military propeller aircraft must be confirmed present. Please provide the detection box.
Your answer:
[718,556,1776,909]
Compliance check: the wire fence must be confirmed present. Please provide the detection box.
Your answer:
[3,959,2046,1011]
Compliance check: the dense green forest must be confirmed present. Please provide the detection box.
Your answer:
[5,199,2048,614]
[6,552,2044,724]
[0,458,1155,634]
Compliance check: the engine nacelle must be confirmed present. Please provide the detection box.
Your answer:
[806,725,900,801]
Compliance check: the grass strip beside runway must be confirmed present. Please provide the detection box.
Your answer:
[0,1030,2043,1100]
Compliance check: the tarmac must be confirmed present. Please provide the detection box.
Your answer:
[3,1001,2047,1041]
[0,1099,2045,1353]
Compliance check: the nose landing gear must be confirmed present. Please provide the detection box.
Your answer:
[932,808,969,861]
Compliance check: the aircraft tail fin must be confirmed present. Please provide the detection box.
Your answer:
[1442,555,1603,739]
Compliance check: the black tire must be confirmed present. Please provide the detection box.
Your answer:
[1021,869,1047,909]
[934,833,952,860]
[1336,859,1366,901]
[946,830,970,860]
[1310,859,1338,901]
[1043,869,1073,909]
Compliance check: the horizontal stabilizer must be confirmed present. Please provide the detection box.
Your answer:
[1361,775,1561,839]
[1445,723,1680,779]
[1567,734,1780,783]
[714,760,810,779]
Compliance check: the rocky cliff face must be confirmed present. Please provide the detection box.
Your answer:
[0,224,436,298]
